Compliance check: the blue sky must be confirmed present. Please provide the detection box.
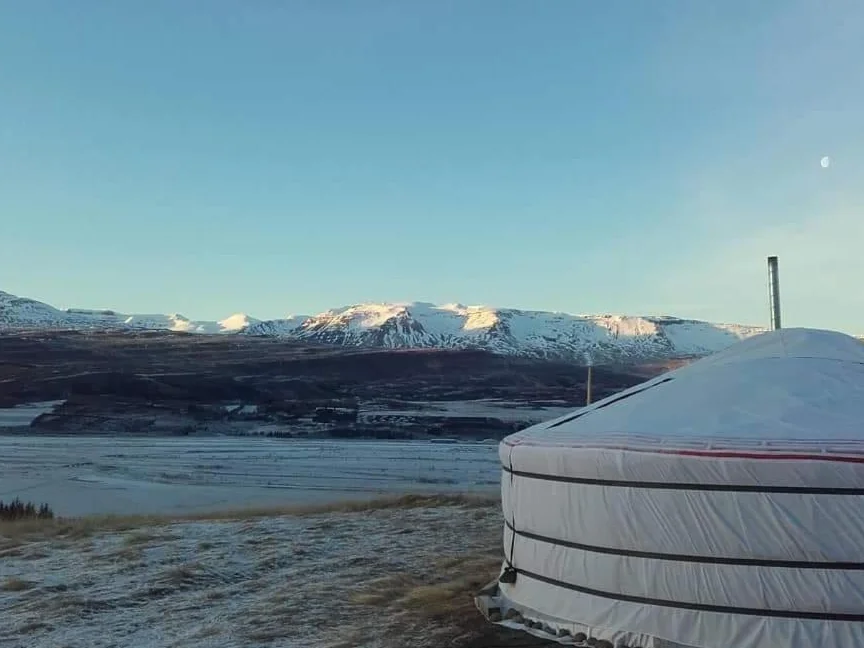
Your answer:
[1,1,862,331]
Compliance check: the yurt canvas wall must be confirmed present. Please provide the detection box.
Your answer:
[478,329,864,648]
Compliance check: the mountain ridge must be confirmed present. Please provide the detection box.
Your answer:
[256,301,767,363]
[0,289,777,363]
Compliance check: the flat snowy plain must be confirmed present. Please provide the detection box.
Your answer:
[0,438,513,648]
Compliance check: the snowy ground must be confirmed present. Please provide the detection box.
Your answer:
[0,401,66,427]
[0,437,500,516]
[0,497,509,648]
[0,438,521,647]
[357,399,575,422]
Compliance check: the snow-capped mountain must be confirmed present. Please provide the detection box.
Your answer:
[0,290,69,329]
[0,291,257,335]
[247,302,766,362]
[243,315,310,337]
[1,290,770,363]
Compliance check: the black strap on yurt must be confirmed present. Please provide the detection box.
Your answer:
[500,466,864,495]
[505,565,864,621]
[503,518,864,569]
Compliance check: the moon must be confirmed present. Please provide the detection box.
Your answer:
[820,156,831,168]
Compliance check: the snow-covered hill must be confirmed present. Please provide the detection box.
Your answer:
[0,290,770,363]
[0,292,257,335]
[0,291,70,329]
[247,302,766,363]
[244,314,310,337]
[112,311,260,334]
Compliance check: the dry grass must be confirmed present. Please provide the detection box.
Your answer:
[351,552,502,622]
[158,563,203,587]
[15,620,50,634]
[350,573,420,607]
[190,625,222,639]
[244,627,294,643]
[20,547,51,560]
[342,550,520,648]
[0,493,496,547]
[0,545,25,558]
[0,494,516,647]
[122,530,179,546]
[166,624,224,648]
[0,516,133,547]
[102,545,143,562]
[1,576,35,592]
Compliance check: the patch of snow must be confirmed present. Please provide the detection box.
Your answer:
[243,314,310,336]
[0,401,65,427]
[0,291,70,329]
[218,313,259,332]
[660,318,758,355]
[220,404,259,415]
[358,399,574,423]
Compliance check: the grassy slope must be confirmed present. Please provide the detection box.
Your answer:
[0,494,554,648]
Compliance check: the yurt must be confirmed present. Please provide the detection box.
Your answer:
[476,328,864,648]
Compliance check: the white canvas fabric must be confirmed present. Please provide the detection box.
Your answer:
[492,328,864,648]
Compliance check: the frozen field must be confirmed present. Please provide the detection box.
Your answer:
[0,497,512,648]
[0,437,501,517]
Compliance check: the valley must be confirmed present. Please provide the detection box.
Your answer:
[0,329,650,438]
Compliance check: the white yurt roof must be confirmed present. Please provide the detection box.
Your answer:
[481,328,864,648]
[510,327,864,451]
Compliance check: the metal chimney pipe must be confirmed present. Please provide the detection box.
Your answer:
[768,256,782,330]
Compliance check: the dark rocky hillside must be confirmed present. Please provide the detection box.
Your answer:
[0,329,655,438]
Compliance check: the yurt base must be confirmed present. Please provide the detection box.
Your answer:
[475,580,692,648]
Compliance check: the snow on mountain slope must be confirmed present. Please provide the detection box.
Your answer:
[657,317,762,356]
[0,292,256,335]
[218,313,260,332]
[120,312,260,333]
[244,314,310,336]
[0,290,70,328]
[247,302,768,362]
[0,290,781,363]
